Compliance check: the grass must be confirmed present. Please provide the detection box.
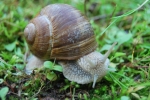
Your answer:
[0,0,150,100]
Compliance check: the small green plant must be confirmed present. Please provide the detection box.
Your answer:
[44,61,63,81]
[0,87,9,100]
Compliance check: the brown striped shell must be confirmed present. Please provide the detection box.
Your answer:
[24,4,97,60]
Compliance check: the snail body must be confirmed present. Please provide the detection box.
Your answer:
[59,43,116,88]
[24,4,116,88]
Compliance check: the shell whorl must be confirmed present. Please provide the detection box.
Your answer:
[24,4,97,60]
[24,23,36,45]
[24,15,52,59]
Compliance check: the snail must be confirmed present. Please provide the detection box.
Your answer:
[24,4,117,88]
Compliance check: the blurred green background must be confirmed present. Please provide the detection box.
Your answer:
[0,0,150,100]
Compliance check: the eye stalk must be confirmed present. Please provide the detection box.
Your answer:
[103,42,117,63]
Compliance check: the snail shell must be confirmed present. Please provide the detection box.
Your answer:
[24,4,97,60]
